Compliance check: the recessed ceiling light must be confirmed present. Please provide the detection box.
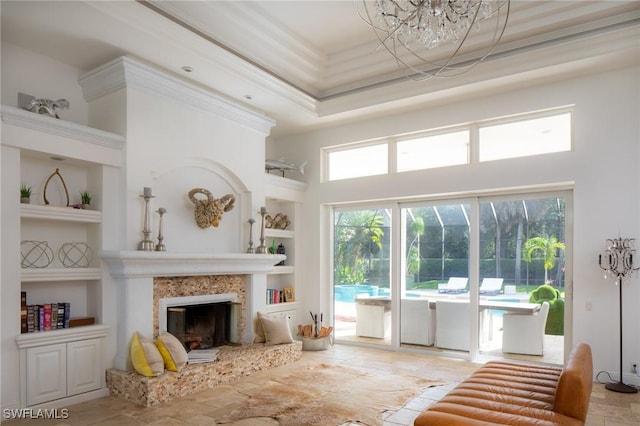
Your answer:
[181,66,193,73]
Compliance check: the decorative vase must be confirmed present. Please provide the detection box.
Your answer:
[21,197,30,204]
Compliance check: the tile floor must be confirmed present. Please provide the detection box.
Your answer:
[4,344,640,425]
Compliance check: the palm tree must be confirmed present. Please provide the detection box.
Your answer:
[523,235,566,284]
[406,216,424,282]
[335,210,384,284]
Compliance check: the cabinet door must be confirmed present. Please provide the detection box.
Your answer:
[67,338,102,396]
[26,343,67,406]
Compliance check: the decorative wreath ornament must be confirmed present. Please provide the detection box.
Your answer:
[58,242,94,268]
[188,188,235,228]
[21,240,54,268]
[265,213,291,230]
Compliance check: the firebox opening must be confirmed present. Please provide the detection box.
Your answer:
[167,302,233,349]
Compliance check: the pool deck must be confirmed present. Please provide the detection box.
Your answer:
[333,289,563,365]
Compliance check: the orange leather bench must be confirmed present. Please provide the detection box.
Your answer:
[414,343,593,426]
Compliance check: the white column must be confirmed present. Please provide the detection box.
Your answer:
[114,276,154,371]
[246,273,268,342]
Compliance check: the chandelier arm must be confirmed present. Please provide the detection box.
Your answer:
[430,2,484,76]
[423,0,511,78]
[359,0,414,53]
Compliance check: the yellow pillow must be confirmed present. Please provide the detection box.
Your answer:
[130,332,164,376]
[155,332,188,372]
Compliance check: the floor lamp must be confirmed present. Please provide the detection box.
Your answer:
[598,237,638,393]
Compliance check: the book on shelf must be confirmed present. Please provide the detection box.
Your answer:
[51,303,58,331]
[20,292,27,333]
[27,305,35,333]
[21,296,72,333]
[63,302,71,328]
[43,304,52,331]
[266,288,285,304]
[39,305,44,331]
[57,303,65,329]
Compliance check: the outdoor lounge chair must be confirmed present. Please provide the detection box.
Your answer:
[437,277,469,293]
[479,278,504,295]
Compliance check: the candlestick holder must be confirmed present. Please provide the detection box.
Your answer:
[246,218,255,253]
[138,188,155,251]
[256,207,267,254]
[155,208,167,251]
[598,237,639,393]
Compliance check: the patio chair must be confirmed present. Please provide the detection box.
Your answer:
[435,300,470,351]
[355,295,391,339]
[400,298,435,346]
[502,301,550,355]
[437,277,469,293]
[479,278,504,295]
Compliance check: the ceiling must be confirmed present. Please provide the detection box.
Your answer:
[2,1,639,138]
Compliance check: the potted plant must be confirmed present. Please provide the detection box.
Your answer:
[80,191,92,209]
[20,184,32,204]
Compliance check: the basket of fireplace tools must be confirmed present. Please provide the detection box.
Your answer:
[298,318,334,351]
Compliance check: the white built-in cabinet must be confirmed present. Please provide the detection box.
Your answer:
[264,174,306,334]
[1,105,123,408]
[18,326,109,407]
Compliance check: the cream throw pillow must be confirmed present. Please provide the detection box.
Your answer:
[130,332,164,376]
[257,311,294,346]
[155,332,188,372]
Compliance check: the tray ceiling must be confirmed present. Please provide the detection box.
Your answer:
[2,1,639,137]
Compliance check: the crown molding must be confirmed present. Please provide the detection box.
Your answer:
[78,56,276,135]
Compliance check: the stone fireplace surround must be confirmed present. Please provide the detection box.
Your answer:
[101,251,303,406]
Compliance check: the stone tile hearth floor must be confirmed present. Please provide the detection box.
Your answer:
[4,344,640,425]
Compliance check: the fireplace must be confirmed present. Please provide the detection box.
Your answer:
[101,251,300,406]
[159,293,242,349]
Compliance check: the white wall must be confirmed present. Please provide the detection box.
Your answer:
[122,88,267,253]
[271,65,640,381]
[1,42,88,126]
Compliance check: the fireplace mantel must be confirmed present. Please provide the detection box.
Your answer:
[101,251,286,278]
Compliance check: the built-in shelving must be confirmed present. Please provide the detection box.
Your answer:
[2,103,123,408]
[20,204,102,223]
[265,229,294,239]
[21,267,103,282]
[264,175,306,331]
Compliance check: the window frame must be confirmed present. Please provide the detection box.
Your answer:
[322,106,574,182]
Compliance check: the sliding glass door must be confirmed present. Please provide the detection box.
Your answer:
[332,192,569,363]
[400,202,471,352]
[477,195,567,363]
[333,207,391,346]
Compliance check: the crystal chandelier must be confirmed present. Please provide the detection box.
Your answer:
[360,0,510,79]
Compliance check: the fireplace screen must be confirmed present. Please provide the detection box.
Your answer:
[167,301,239,349]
